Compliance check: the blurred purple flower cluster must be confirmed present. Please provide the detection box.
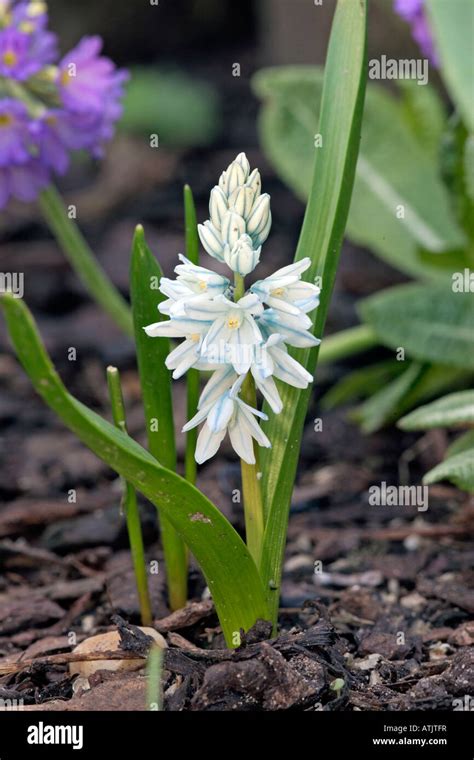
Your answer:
[394,0,438,65]
[0,1,128,208]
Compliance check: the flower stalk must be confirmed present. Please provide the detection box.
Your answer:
[234,271,265,565]
[40,185,133,336]
[106,365,152,627]
[239,372,265,567]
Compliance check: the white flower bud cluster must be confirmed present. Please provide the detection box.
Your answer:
[198,153,271,276]
[145,153,321,465]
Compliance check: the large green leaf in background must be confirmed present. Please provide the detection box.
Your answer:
[0,295,269,646]
[399,390,474,430]
[121,68,220,147]
[252,67,465,279]
[426,0,474,133]
[359,282,474,369]
[259,0,367,626]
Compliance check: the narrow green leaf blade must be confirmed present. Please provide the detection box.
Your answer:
[130,226,176,470]
[398,391,474,430]
[0,294,269,645]
[259,0,368,623]
[359,283,474,369]
[130,226,188,611]
[321,359,404,410]
[354,362,424,433]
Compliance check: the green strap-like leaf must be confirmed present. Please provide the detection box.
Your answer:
[0,294,269,646]
[354,362,425,434]
[259,0,368,625]
[398,390,474,430]
[130,226,188,611]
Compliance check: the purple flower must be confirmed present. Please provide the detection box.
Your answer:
[0,158,49,207]
[57,36,128,156]
[0,98,34,166]
[394,0,423,19]
[12,1,49,31]
[0,25,57,80]
[58,36,128,115]
[34,108,108,173]
[394,0,438,64]
[0,97,49,206]
[0,3,127,208]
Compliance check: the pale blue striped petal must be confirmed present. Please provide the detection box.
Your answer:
[195,423,227,464]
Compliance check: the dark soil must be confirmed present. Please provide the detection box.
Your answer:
[0,37,473,712]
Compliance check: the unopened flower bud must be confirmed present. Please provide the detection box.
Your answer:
[253,209,272,246]
[233,152,250,180]
[198,221,225,261]
[209,186,228,231]
[219,161,246,197]
[246,193,271,243]
[246,168,261,199]
[221,210,246,248]
[228,185,256,220]
[224,234,260,276]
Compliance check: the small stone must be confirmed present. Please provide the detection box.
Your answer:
[354,653,382,671]
[429,642,452,661]
[400,591,426,611]
[69,628,167,678]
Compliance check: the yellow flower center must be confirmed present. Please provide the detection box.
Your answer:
[19,21,35,33]
[227,316,240,330]
[198,280,207,291]
[27,2,47,18]
[0,113,13,127]
[60,70,71,86]
[2,50,17,68]
[190,333,200,342]
[271,287,285,297]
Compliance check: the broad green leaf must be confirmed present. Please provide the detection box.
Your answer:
[398,391,474,430]
[252,68,465,279]
[426,0,474,133]
[447,430,474,457]
[121,68,220,147]
[354,362,424,433]
[130,227,188,611]
[359,283,474,369]
[259,0,368,626]
[0,294,269,646]
[424,449,474,493]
